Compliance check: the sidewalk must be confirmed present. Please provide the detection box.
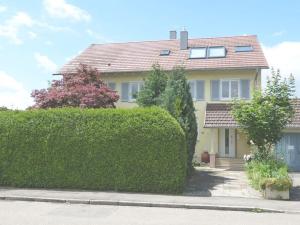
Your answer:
[0,187,299,214]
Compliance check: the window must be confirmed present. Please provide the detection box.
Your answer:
[121,82,143,102]
[211,79,250,100]
[225,128,229,154]
[221,80,240,100]
[235,45,253,52]
[188,80,205,101]
[190,47,207,59]
[208,46,226,58]
[160,49,170,56]
[107,82,116,90]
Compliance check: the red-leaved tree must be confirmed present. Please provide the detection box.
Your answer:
[31,64,119,108]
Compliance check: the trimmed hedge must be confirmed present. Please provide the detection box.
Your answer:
[0,107,187,193]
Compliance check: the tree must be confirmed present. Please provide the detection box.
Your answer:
[0,106,9,111]
[232,69,295,160]
[137,64,168,107]
[31,64,119,109]
[162,66,198,173]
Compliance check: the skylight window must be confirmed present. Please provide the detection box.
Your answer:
[160,49,170,56]
[190,47,207,59]
[208,46,226,58]
[235,45,253,52]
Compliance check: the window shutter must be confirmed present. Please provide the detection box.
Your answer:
[108,82,116,90]
[196,80,205,100]
[211,80,220,100]
[121,82,129,102]
[240,80,250,99]
[188,81,195,99]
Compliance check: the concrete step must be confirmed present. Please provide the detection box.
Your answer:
[216,158,245,171]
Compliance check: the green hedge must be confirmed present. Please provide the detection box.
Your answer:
[0,107,187,193]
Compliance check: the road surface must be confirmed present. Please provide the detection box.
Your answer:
[0,200,299,225]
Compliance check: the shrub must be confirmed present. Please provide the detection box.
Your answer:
[246,158,292,191]
[162,66,197,174]
[137,64,168,107]
[0,107,187,193]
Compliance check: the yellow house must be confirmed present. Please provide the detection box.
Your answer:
[58,31,269,169]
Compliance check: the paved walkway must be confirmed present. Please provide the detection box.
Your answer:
[184,167,261,198]
[0,187,300,213]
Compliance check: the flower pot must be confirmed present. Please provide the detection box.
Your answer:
[263,187,290,200]
[201,151,210,163]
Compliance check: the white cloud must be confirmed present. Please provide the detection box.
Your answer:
[0,71,33,109]
[34,52,58,73]
[0,11,34,44]
[262,41,300,96]
[0,5,7,13]
[86,29,112,43]
[0,11,72,44]
[43,0,91,22]
[28,31,37,39]
[272,30,285,37]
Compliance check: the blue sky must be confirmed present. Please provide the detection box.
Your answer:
[0,0,300,108]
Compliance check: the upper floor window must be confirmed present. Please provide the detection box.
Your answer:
[190,47,207,59]
[107,82,116,90]
[211,79,250,100]
[235,45,253,52]
[121,82,143,102]
[221,80,239,99]
[188,80,205,101]
[208,46,226,58]
[190,46,226,59]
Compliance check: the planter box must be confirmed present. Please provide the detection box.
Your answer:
[263,187,290,200]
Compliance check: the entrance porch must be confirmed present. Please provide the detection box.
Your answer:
[203,103,250,170]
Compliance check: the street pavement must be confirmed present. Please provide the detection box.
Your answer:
[0,200,300,225]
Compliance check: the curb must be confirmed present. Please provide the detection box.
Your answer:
[0,196,291,213]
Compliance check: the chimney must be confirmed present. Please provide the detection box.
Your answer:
[180,30,188,50]
[169,30,177,40]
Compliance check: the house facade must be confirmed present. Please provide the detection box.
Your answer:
[58,31,270,169]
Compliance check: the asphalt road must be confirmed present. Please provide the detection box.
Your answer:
[0,200,300,225]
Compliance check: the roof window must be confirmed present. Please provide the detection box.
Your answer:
[160,49,170,56]
[235,45,253,52]
[207,46,226,58]
[189,47,207,59]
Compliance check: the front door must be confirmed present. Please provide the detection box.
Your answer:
[219,128,236,158]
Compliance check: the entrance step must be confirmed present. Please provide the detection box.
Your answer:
[216,157,245,171]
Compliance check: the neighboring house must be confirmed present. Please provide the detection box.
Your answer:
[58,30,270,169]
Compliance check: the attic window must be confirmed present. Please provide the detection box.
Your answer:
[190,47,207,59]
[208,46,226,58]
[160,50,170,56]
[235,45,253,52]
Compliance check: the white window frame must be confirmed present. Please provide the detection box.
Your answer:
[220,79,240,100]
[128,82,142,102]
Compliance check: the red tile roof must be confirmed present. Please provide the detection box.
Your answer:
[57,35,268,74]
[204,103,238,128]
[204,100,300,128]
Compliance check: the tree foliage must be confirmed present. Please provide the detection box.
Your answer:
[162,66,198,173]
[232,69,295,160]
[137,64,168,107]
[31,64,119,109]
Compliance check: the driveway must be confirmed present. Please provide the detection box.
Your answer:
[184,167,261,198]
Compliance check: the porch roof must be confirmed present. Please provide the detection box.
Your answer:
[204,103,238,128]
[204,99,300,129]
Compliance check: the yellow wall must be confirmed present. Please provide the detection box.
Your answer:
[103,69,260,160]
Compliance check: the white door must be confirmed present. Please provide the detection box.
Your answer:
[219,128,236,158]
